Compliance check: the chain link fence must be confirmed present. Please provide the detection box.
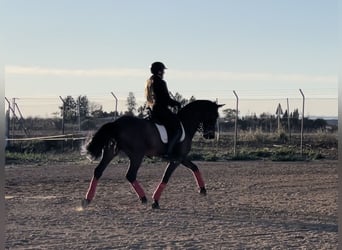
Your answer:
[5,94,338,160]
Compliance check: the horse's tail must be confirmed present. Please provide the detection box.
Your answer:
[86,122,116,160]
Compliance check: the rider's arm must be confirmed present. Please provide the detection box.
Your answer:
[153,79,180,108]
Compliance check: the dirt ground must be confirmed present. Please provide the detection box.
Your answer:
[5,160,337,249]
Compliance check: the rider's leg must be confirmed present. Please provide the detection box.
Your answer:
[165,128,181,157]
[163,110,182,158]
[154,107,182,159]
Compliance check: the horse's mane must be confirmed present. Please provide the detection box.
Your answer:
[178,100,215,118]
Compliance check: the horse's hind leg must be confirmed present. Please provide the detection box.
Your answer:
[181,159,206,195]
[126,155,147,204]
[82,145,116,208]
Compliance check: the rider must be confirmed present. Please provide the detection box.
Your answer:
[145,61,182,159]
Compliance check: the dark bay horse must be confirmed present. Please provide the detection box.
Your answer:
[82,100,223,209]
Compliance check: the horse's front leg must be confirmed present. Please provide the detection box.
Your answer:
[152,161,180,209]
[181,159,206,195]
[82,145,116,208]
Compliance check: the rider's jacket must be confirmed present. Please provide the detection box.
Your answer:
[145,75,180,110]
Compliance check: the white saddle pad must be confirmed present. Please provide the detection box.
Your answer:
[155,123,185,144]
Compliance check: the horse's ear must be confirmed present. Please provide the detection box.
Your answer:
[217,104,225,108]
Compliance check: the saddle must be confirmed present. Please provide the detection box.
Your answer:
[145,107,185,144]
[154,122,185,144]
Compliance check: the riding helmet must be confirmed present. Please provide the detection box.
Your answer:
[150,62,167,74]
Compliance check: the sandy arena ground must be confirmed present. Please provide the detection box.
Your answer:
[5,160,337,249]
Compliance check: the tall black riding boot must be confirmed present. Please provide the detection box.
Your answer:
[165,129,182,160]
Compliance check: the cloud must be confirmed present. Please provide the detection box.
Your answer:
[5,65,336,84]
[170,69,337,84]
[5,65,145,77]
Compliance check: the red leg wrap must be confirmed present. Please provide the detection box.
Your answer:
[152,182,167,201]
[193,171,205,188]
[131,180,146,198]
[86,177,98,201]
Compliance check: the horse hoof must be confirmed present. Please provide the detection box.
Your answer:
[200,187,207,196]
[140,196,147,204]
[81,198,90,209]
[152,201,160,209]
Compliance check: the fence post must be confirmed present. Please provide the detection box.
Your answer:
[287,98,291,141]
[5,98,11,138]
[77,96,81,131]
[215,98,220,142]
[5,99,11,147]
[10,98,17,137]
[299,89,305,156]
[233,90,239,157]
[111,92,118,120]
[59,96,65,135]
[5,97,29,137]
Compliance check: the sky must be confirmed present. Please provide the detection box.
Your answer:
[3,0,338,118]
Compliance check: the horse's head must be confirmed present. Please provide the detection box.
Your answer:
[200,102,224,139]
[178,100,224,139]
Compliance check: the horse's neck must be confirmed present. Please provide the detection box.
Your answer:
[179,112,201,139]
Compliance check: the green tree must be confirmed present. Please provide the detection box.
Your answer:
[137,104,146,118]
[125,92,136,116]
[173,92,196,108]
[313,118,327,130]
[60,96,77,122]
[291,108,300,120]
[291,108,300,131]
[173,92,186,107]
[188,95,196,103]
[222,108,237,121]
[89,102,103,118]
[78,95,90,119]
